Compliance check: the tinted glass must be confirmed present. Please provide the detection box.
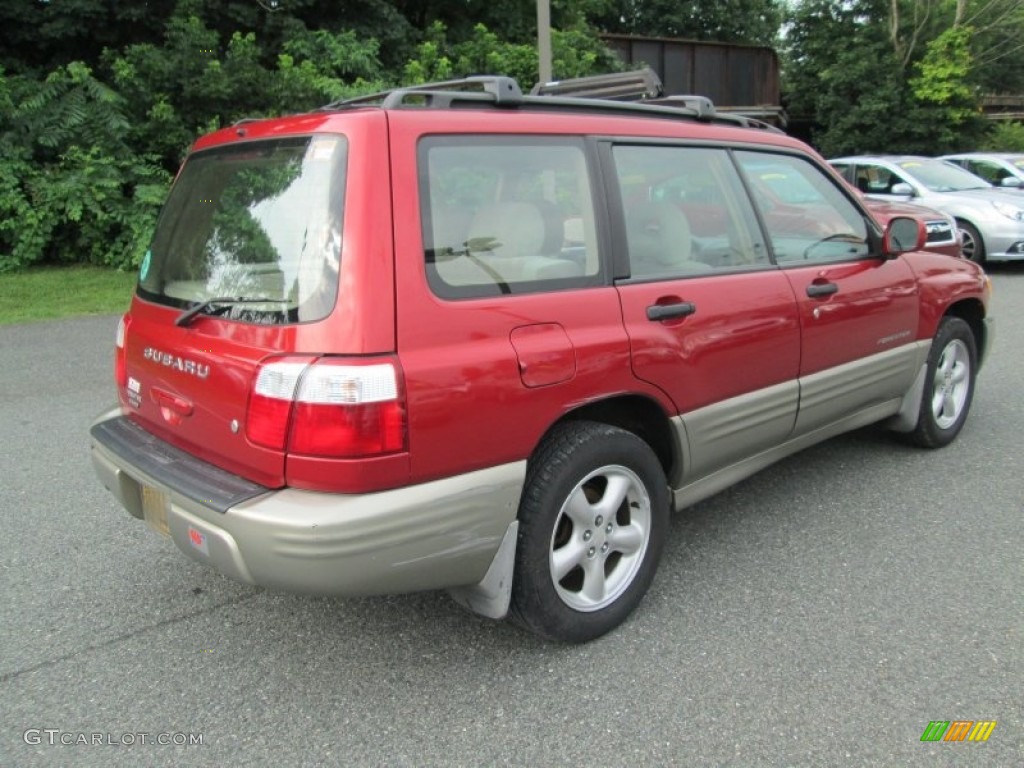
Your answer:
[736,152,870,264]
[612,145,768,277]
[420,137,601,299]
[139,136,347,324]
[851,163,905,194]
[896,158,991,192]
[964,159,1005,183]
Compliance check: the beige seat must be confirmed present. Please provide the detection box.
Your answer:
[466,202,546,257]
[624,202,711,277]
[436,202,582,286]
[429,203,473,257]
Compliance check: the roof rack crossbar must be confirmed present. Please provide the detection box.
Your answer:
[531,69,663,101]
[322,75,523,111]
[645,95,716,120]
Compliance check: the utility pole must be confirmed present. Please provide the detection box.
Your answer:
[537,0,552,84]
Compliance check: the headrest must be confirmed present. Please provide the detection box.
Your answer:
[467,203,546,257]
[624,202,692,266]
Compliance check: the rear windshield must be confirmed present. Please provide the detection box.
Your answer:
[138,135,347,324]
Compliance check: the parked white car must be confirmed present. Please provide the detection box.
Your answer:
[829,155,1024,263]
[941,152,1024,192]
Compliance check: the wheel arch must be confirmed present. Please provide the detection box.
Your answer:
[944,298,988,366]
[953,217,985,261]
[541,394,679,482]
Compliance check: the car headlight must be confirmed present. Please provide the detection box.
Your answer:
[991,200,1024,222]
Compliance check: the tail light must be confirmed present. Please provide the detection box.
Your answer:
[114,314,128,389]
[246,356,407,458]
[246,358,309,450]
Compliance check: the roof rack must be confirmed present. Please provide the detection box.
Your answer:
[531,69,662,101]
[320,73,779,131]
[645,96,783,133]
[322,76,523,111]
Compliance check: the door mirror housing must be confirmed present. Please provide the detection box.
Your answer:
[884,216,925,256]
[1000,176,1022,189]
[890,182,915,197]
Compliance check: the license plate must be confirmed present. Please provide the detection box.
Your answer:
[141,484,170,537]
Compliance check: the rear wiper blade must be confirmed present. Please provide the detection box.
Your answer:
[175,296,290,327]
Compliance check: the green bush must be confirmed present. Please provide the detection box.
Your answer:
[982,121,1024,152]
[404,21,620,87]
[0,63,171,271]
[0,7,616,273]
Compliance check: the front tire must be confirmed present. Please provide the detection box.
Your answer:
[904,317,977,448]
[957,220,985,263]
[510,421,669,643]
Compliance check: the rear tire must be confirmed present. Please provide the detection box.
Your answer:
[903,317,977,448]
[509,421,669,643]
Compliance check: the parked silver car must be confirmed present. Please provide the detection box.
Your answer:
[941,152,1024,192]
[829,155,1024,262]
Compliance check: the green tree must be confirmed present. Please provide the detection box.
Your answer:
[107,9,386,167]
[0,0,175,75]
[783,0,993,155]
[594,0,784,45]
[403,20,620,86]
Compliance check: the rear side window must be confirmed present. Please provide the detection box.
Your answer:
[420,137,602,299]
[139,136,347,324]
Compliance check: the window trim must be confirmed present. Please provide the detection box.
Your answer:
[737,150,884,266]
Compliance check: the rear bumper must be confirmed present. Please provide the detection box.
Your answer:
[90,410,524,596]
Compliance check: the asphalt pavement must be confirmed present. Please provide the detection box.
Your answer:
[2,266,1022,767]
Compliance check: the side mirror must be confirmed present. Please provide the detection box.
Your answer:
[884,216,925,255]
[890,182,915,197]
[1000,176,1022,188]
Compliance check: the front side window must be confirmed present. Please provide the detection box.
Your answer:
[420,137,601,298]
[139,136,347,324]
[735,152,870,264]
[611,145,769,278]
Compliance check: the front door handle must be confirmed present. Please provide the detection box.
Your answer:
[647,302,696,321]
[806,281,838,298]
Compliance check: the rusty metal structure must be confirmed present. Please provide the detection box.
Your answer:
[601,34,785,127]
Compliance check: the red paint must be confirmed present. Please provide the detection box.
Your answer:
[113,100,989,498]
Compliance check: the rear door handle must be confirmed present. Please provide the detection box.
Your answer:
[806,281,838,298]
[647,302,696,321]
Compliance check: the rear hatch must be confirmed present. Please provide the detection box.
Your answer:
[119,132,353,488]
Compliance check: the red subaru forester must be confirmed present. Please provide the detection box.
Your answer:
[91,77,993,642]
